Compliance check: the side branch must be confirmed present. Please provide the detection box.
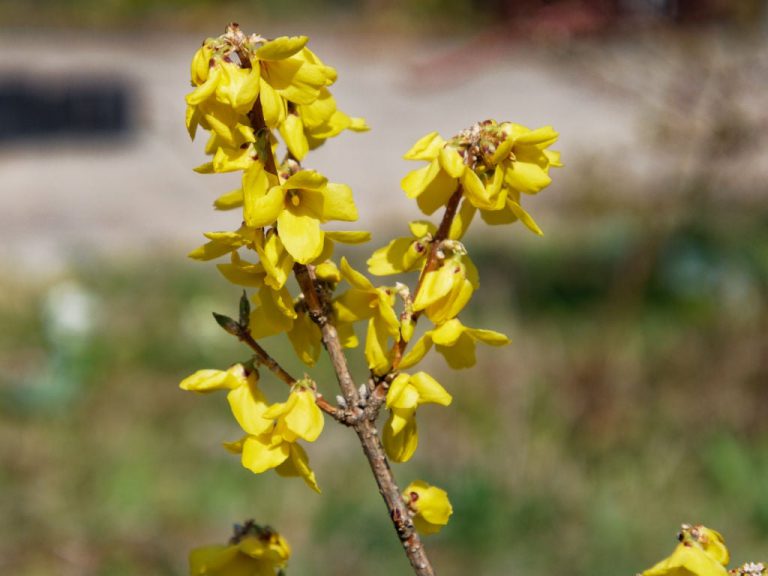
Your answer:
[235,325,340,419]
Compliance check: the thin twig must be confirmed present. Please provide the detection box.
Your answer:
[234,326,341,420]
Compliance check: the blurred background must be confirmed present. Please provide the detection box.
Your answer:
[1,0,767,574]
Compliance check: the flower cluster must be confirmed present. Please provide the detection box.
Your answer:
[180,365,323,492]
[182,23,563,570]
[189,520,290,576]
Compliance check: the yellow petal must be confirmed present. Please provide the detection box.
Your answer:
[245,186,284,229]
[415,167,459,216]
[277,208,324,264]
[401,160,440,199]
[398,334,433,370]
[438,147,465,178]
[340,257,374,291]
[276,443,321,493]
[241,433,290,473]
[284,389,324,442]
[365,317,392,375]
[461,168,496,210]
[283,169,328,191]
[227,375,272,436]
[505,159,552,195]
[429,318,464,346]
[403,132,445,161]
[508,200,544,236]
[409,220,437,237]
[321,183,358,222]
[325,230,370,244]
[280,114,309,160]
[258,79,286,128]
[436,333,477,369]
[412,265,455,311]
[367,237,422,276]
[256,36,309,61]
[385,373,412,409]
[410,372,452,406]
[382,412,418,462]
[213,188,244,211]
[405,480,453,535]
[180,365,247,392]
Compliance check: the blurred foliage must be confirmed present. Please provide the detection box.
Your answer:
[0,204,766,575]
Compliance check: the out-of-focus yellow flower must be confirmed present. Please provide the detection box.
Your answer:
[403,480,453,536]
[189,521,290,576]
[335,258,400,374]
[382,372,452,462]
[243,169,358,264]
[640,524,730,576]
[399,318,509,370]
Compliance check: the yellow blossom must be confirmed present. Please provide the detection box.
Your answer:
[367,220,435,276]
[189,523,290,576]
[400,318,509,370]
[180,365,273,438]
[640,524,730,576]
[264,382,325,443]
[403,480,453,536]
[335,258,400,374]
[412,249,479,325]
[382,372,452,462]
[243,169,358,264]
[401,122,561,233]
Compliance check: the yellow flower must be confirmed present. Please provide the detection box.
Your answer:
[180,364,273,438]
[226,380,324,493]
[401,122,561,233]
[188,225,260,262]
[367,220,434,276]
[382,372,452,462]
[399,318,510,370]
[243,169,358,264]
[412,249,479,325]
[264,382,325,443]
[189,522,290,576]
[640,524,730,576]
[403,480,453,536]
[335,258,400,375]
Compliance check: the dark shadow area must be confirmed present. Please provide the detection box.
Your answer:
[0,78,133,143]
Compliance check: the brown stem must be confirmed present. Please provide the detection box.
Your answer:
[293,262,360,407]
